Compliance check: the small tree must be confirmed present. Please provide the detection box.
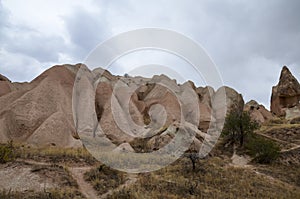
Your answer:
[222,110,259,147]
[187,153,199,171]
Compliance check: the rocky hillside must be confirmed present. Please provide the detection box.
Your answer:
[1,65,300,199]
[0,64,248,149]
[0,64,82,147]
[0,64,298,152]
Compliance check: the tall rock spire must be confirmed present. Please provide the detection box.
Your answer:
[271,66,300,117]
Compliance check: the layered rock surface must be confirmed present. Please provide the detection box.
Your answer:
[244,100,274,124]
[271,66,300,119]
[0,74,12,97]
[0,64,83,147]
[0,64,245,150]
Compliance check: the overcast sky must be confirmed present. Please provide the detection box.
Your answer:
[0,0,299,108]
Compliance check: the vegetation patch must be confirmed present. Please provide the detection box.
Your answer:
[255,164,300,187]
[0,141,15,164]
[107,157,300,199]
[245,134,280,164]
[0,188,84,199]
[15,146,97,166]
[84,164,126,195]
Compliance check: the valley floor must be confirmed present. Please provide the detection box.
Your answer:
[0,152,299,199]
[1,122,300,198]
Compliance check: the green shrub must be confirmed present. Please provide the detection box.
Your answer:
[222,111,259,147]
[0,141,14,164]
[245,135,280,164]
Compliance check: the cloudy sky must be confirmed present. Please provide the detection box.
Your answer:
[0,0,299,108]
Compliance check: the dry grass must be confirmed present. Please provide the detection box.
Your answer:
[14,145,97,166]
[0,188,85,199]
[259,123,300,134]
[1,120,299,199]
[108,157,300,199]
[256,163,300,187]
[256,121,300,151]
[84,164,126,195]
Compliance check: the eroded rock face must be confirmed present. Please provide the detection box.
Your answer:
[0,74,10,82]
[0,63,245,150]
[215,86,244,114]
[244,100,274,124]
[0,74,11,97]
[0,64,83,148]
[271,66,300,118]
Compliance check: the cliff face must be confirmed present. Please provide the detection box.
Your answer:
[0,64,244,148]
[244,100,274,124]
[271,66,300,119]
[0,64,83,147]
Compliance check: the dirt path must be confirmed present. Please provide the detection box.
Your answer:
[100,173,138,199]
[69,167,98,199]
[18,159,51,166]
[281,145,300,153]
[257,132,298,147]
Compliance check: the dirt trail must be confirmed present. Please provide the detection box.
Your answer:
[257,132,298,147]
[18,159,51,166]
[69,167,98,199]
[281,145,300,153]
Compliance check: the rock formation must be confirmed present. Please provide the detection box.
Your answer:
[244,100,273,124]
[0,74,11,97]
[0,64,245,150]
[271,66,300,119]
[0,64,83,147]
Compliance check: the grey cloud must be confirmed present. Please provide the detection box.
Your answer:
[63,8,111,60]
[0,0,299,108]
[5,29,66,62]
[0,2,68,63]
[73,0,300,106]
[175,0,300,106]
[0,3,9,42]
[0,49,44,82]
